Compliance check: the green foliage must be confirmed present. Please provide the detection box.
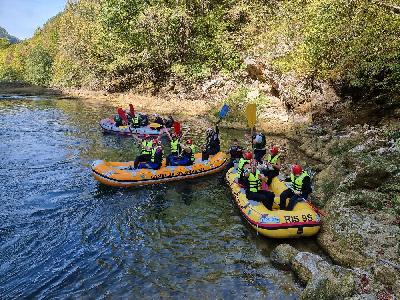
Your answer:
[0,0,399,98]
[24,46,53,85]
[266,0,400,96]
[0,38,10,50]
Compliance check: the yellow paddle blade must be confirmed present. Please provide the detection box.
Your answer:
[245,103,257,128]
[150,122,162,128]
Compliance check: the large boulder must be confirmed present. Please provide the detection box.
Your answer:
[318,206,400,269]
[291,252,356,300]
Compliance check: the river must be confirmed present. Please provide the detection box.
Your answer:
[0,94,323,299]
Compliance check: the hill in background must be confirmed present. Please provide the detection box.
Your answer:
[0,26,20,43]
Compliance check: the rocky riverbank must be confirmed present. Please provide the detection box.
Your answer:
[282,123,400,299]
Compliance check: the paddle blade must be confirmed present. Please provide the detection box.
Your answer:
[245,103,257,128]
[129,104,135,116]
[219,104,230,119]
[173,121,181,135]
[117,107,129,124]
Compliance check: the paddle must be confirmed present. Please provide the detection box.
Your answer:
[245,103,257,149]
[173,121,181,135]
[117,107,129,125]
[129,104,135,117]
[218,104,230,122]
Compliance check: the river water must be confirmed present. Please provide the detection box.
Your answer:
[0,94,322,299]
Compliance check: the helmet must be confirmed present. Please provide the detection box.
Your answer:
[186,139,192,145]
[254,134,263,144]
[172,132,177,138]
[243,152,253,160]
[206,128,214,135]
[270,146,279,155]
[291,164,302,175]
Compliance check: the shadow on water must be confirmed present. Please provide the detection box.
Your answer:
[0,95,325,299]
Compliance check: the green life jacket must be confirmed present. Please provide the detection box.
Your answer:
[189,145,195,162]
[141,140,153,155]
[171,139,179,153]
[266,153,280,164]
[132,115,140,126]
[290,171,309,192]
[237,158,249,177]
[248,170,261,193]
[151,146,162,163]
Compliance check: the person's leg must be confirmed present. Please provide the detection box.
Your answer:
[166,154,173,165]
[286,194,303,211]
[202,150,209,161]
[280,189,294,210]
[134,154,150,168]
[266,169,279,185]
[246,191,265,202]
[260,190,275,210]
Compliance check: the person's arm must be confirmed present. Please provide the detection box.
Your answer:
[215,124,219,135]
[163,126,172,140]
[271,159,281,170]
[301,176,312,194]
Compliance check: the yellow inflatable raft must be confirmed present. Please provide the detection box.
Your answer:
[92,152,228,188]
[226,167,321,238]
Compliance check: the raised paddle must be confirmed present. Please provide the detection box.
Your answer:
[173,121,181,135]
[215,104,230,125]
[219,104,230,120]
[245,103,257,149]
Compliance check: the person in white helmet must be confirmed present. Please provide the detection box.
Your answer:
[202,124,220,160]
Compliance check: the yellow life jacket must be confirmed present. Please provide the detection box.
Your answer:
[237,158,249,177]
[248,170,261,193]
[141,140,153,155]
[290,171,309,192]
[189,145,195,162]
[266,153,280,164]
[171,139,179,153]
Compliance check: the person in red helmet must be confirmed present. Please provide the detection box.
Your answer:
[279,164,312,210]
[243,160,275,210]
[236,151,253,185]
[133,134,154,168]
[226,138,244,169]
[262,146,282,186]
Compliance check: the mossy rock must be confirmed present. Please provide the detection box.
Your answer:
[270,244,299,270]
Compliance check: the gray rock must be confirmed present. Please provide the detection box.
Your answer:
[270,244,299,269]
[291,252,356,299]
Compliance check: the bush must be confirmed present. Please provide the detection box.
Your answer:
[24,46,53,86]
